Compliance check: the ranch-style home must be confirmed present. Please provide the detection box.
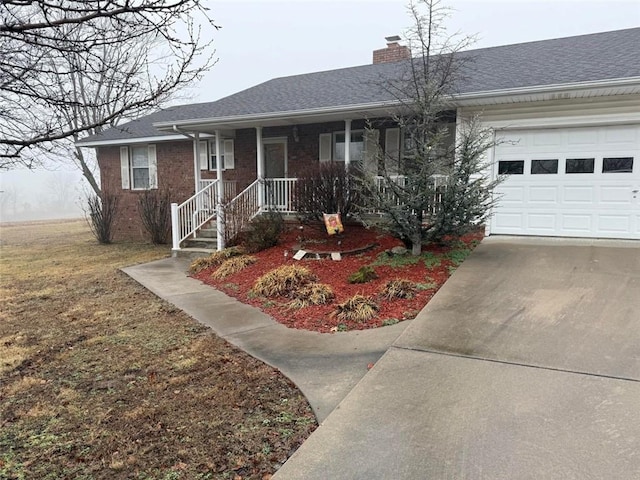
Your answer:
[77,28,640,251]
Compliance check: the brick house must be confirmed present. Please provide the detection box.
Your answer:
[78,28,640,250]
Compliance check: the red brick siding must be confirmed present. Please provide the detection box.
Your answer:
[97,141,195,242]
[372,43,410,64]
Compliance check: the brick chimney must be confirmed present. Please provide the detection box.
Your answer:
[372,35,410,64]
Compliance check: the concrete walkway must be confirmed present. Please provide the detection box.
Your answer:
[273,237,640,479]
[122,258,408,423]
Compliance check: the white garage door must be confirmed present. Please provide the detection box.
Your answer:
[491,124,640,239]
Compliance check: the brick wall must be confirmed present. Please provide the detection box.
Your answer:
[97,141,195,242]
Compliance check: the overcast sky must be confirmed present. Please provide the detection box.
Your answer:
[1,0,639,222]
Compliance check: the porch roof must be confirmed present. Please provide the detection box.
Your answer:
[78,28,640,147]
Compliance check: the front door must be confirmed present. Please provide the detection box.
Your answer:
[263,138,288,210]
[264,139,287,178]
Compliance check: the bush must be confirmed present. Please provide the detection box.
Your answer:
[293,162,361,223]
[189,246,244,274]
[252,265,317,298]
[85,192,118,244]
[211,255,257,280]
[138,189,171,244]
[348,266,378,284]
[288,283,335,309]
[333,295,379,322]
[381,279,417,300]
[241,210,284,253]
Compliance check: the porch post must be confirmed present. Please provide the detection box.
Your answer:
[256,126,264,209]
[215,131,225,250]
[193,132,202,193]
[344,119,352,170]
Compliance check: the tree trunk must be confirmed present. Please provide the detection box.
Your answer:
[411,235,422,256]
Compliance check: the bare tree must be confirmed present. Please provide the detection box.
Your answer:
[1,0,219,180]
[356,0,500,254]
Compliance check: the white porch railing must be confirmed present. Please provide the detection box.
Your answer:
[263,178,298,213]
[172,175,449,251]
[222,179,261,244]
[171,180,220,250]
[198,179,237,200]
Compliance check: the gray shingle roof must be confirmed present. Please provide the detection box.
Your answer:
[84,28,640,144]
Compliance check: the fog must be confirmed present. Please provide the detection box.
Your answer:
[2,0,638,223]
[0,168,86,223]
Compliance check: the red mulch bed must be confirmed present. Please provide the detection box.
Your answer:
[193,224,483,333]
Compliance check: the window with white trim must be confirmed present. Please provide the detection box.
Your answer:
[120,144,157,190]
[199,139,235,171]
[334,131,365,163]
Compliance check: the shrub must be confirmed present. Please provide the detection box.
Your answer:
[85,192,118,244]
[333,295,379,323]
[288,283,335,309]
[241,210,284,253]
[348,266,378,284]
[252,265,317,298]
[188,246,244,274]
[211,255,257,280]
[293,162,361,223]
[381,279,417,300]
[138,188,172,244]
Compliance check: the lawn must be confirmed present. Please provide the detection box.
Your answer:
[0,220,316,480]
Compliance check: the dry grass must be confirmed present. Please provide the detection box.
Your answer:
[252,265,317,298]
[288,283,335,310]
[381,279,418,300]
[188,245,244,273]
[211,255,257,280]
[0,219,315,479]
[333,295,379,323]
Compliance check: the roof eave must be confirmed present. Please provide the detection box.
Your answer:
[151,101,405,132]
[454,77,640,106]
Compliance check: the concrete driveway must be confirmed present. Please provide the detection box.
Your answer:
[274,237,640,479]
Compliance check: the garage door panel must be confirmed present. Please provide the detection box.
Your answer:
[600,186,634,204]
[527,213,557,231]
[528,186,558,203]
[598,215,631,233]
[497,185,525,204]
[563,186,595,204]
[494,212,524,229]
[604,126,638,145]
[561,214,593,233]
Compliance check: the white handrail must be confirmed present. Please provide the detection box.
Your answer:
[171,180,219,250]
[223,179,261,244]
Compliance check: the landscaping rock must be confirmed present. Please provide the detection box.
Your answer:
[391,246,408,256]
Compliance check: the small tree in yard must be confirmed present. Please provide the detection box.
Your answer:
[356,0,500,254]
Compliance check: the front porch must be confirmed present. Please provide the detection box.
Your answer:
[163,113,455,254]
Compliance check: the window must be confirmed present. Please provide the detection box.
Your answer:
[199,139,235,171]
[498,160,524,175]
[566,158,594,174]
[131,146,150,189]
[531,159,558,174]
[333,131,364,163]
[603,157,633,173]
[120,145,157,190]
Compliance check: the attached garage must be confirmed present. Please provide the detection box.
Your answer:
[490,124,640,240]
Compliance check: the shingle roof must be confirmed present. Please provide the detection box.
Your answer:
[83,27,640,144]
